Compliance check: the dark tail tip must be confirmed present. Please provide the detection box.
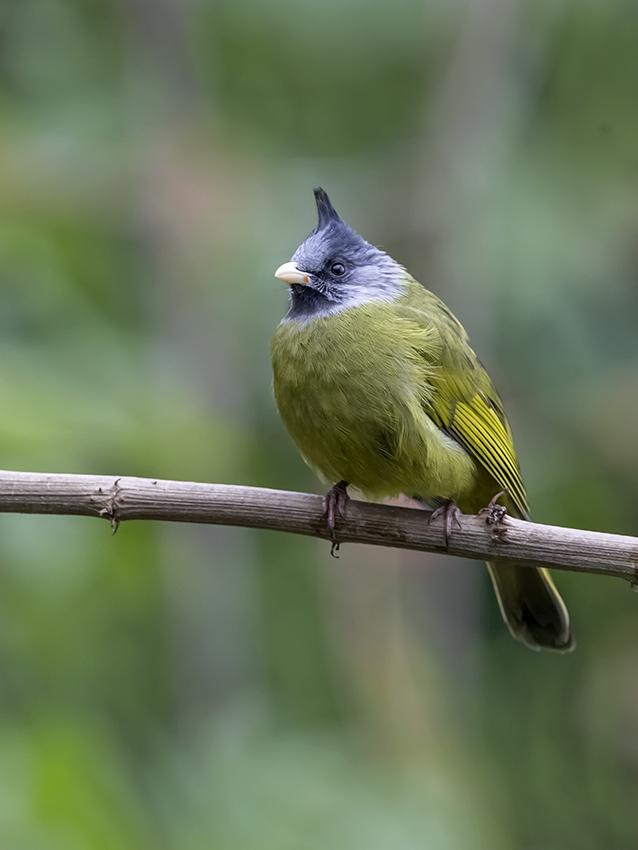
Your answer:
[487,562,575,653]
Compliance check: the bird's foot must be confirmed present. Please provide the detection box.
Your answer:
[479,490,508,528]
[323,480,349,557]
[429,499,462,546]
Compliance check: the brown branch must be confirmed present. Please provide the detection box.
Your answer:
[0,470,636,583]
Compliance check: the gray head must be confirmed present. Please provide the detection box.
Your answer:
[275,189,404,323]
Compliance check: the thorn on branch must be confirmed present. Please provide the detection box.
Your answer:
[479,489,508,541]
[98,477,122,534]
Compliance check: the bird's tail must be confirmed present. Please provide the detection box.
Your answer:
[486,562,575,653]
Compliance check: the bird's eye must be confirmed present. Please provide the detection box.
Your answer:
[330,262,346,276]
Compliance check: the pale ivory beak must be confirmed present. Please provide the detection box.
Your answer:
[274,262,309,285]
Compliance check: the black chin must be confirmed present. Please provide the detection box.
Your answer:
[287,283,338,320]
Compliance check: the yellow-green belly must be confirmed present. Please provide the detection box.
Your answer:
[271,303,478,502]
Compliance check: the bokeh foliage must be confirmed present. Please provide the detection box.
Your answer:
[0,0,637,846]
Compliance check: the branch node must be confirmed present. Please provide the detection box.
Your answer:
[479,491,508,541]
[98,478,122,534]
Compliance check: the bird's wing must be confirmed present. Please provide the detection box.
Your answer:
[398,299,530,518]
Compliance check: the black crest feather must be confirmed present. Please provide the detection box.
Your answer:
[313,188,342,230]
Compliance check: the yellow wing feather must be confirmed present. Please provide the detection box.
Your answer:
[397,293,530,519]
[434,392,530,518]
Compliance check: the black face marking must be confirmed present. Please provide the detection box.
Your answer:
[286,283,336,317]
[280,188,404,324]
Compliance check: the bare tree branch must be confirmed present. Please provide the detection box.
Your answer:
[0,470,635,583]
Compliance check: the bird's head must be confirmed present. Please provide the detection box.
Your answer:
[275,189,404,322]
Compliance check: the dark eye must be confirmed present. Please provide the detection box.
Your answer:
[330,262,346,276]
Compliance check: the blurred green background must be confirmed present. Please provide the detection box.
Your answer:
[0,0,637,846]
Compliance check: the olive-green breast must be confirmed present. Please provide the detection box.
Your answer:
[270,299,478,501]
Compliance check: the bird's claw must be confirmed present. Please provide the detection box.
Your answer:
[323,480,349,557]
[429,499,462,546]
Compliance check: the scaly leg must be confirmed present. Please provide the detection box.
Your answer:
[429,499,463,546]
[323,480,349,556]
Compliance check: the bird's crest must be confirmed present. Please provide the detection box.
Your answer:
[314,188,342,230]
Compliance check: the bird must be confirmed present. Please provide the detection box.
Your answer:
[270,188,573,652]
